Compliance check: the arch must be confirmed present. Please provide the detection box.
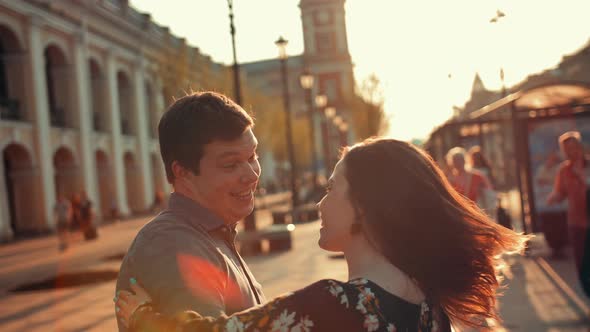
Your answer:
[52,140,78,165]
[0,138,35,165]
[123,151,142,213]
[45,44,73,128]
[0,25,26,121]
[0,25,21,53]
[117,71,135,136]
[0,19,25,48]
[53,146,81,203]
[42,37,70,64]
[89,58,108,132]
[2,143,39,235]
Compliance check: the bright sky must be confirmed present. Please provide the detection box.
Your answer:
[131,0,590,141]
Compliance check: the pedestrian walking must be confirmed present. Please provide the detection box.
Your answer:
[116,138,527,332]
[54,193,72,251]
[79,191,98,240]
[70,192,81,230]
[547,131,590,296]
[447,147,496,217]
[467,145,495,187]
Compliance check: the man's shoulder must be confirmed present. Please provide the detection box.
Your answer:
[133,211,214,250]
[139,211,202,235]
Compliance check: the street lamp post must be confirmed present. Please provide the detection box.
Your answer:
[338,121,349,147]
[322,105,335,174]
[227,0,242,105]
[299,69,319,191]
[227,0,257,232]
[275,36,299,209]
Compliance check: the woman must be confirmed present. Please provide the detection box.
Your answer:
[446,147,496,218]
[467,146,495,187]
[116,138,527,331]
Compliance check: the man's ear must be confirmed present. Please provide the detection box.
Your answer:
[171,161,188,180]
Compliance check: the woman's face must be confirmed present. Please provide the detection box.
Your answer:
[451,154,465,171]
[317,159,357,252]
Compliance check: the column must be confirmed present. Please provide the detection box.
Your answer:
[0,157,14,241]
[105,50,130,216]
[154,79,172,194]
[133,57,154,210]
[28,16,56,229]
[73,29,100,219]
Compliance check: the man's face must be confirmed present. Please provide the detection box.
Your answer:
[182,128,260,224]
[563,139,583,161]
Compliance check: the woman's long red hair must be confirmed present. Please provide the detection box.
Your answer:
[342,138,528,328]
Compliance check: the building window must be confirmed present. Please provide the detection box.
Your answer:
[315,31,335,52]
[324,78,339,101]
[313,10,333,26]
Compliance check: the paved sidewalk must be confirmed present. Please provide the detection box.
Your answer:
[0,210,589,331]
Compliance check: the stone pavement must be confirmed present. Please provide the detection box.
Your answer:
[0,211,588,331]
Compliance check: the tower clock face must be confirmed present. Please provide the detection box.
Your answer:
[316,10,331,24]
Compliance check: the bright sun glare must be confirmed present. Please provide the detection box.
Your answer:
[131,0,590,141]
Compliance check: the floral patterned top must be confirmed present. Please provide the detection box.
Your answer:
[130,278,451,332]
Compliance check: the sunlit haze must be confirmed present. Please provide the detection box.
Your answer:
[131,0,590,141]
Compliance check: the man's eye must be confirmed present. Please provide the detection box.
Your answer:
[223,163,237,169]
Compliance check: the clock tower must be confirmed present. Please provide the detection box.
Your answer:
[299,0,354,106]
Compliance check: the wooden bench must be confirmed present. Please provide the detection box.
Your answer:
[292,203,319,223]
[270,203,319,225]
[237,224,295,256]
[271,208,292,225]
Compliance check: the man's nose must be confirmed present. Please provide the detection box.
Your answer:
[241,163,260,184]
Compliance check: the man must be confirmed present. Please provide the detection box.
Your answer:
[54,193,72,251]
[79,190,97,240]
[115,92,265,330]
[547,131,590,295]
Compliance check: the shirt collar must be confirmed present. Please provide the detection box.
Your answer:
[168,192,229,232]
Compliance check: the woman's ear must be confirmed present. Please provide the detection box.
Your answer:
[351,201,365,234]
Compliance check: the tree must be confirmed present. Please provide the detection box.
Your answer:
[242,87,311,170]
[157,42,234,104]
[348,74,389,140]
[157,40,191,104]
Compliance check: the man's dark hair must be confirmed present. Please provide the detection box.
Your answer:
[158,91,253,183]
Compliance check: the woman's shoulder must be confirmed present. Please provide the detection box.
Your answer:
[287,279,367,307]
[299,278,372,293]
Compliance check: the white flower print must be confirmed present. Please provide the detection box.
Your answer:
[291,316,314,332]
[270,309,296,332]
[421,302,430,316]
[432,320,439,332]
[363,314,379,331]
[386,323,397,332]
[350,278,368,286]
[356,299,367,314]
[360,287,375,301]
[340,294,349,308]
[225,316,246,332]
[328,283,344,297]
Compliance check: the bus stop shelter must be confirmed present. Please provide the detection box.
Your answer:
[425,82,590,236]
